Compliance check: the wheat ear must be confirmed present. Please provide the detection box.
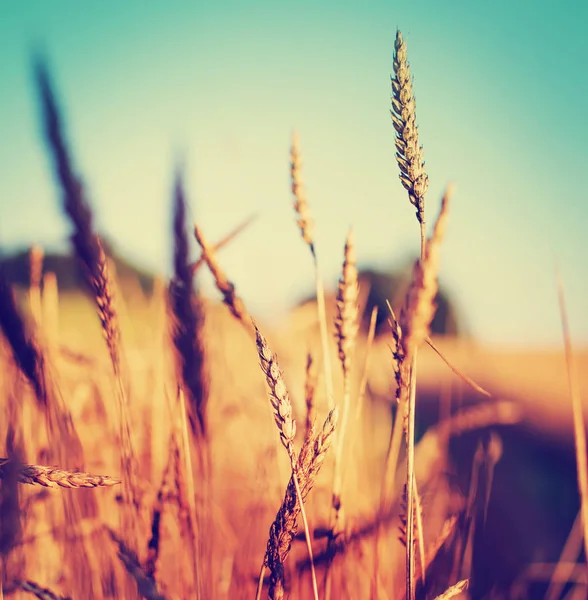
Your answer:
[193,222,253,335]
[0,271,46,402]
[258,407,338,600]
[0,459,120,489]
[35,61,139,554]
[391,30,428,228]
[254,323,322,600]
[169,170,208,439]
[189,213,257,274]
[325,229,359,598]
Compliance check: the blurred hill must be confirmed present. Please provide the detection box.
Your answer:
[296,265,462,338]
[1,246,463,340]
[0,241,156,296]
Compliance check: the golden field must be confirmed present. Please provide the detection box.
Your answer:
[0,30,586,600]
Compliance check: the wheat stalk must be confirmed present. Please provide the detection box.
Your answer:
[290,132,335,411]
[400,187,452,598]
[556,269,588,569]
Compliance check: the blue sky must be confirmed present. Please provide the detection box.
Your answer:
[1,1,587,346]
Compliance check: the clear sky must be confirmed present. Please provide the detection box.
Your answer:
[1,1,587,347]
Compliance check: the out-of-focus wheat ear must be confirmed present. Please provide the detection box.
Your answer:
[0,270,46,405]
[34,59,122,372]
[401,185,453,370]
[189,213,258,274]
[327,229,360,576]
[391,30,428,227]
[13,579,72,600]
[193,222,253,335]
[290,131,315,255]
[289,132,334,412]
[34,61,104,284]
[169,170,208,439]
[108,529,167,600]
[34,60,139,544]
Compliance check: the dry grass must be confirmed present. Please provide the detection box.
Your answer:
[0,29,584,600]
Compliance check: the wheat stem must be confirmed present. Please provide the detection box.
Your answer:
[556,268,588,568]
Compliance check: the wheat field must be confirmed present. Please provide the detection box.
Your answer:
[0,30,586,600]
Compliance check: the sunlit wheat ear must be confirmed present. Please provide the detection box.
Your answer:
[254,322,328,600]
[290,131,315,255]
[0,459,120,489]
[391,30,428,224]
[334,229,359,378]
[254,324,296,452]
[263,409,338,600]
